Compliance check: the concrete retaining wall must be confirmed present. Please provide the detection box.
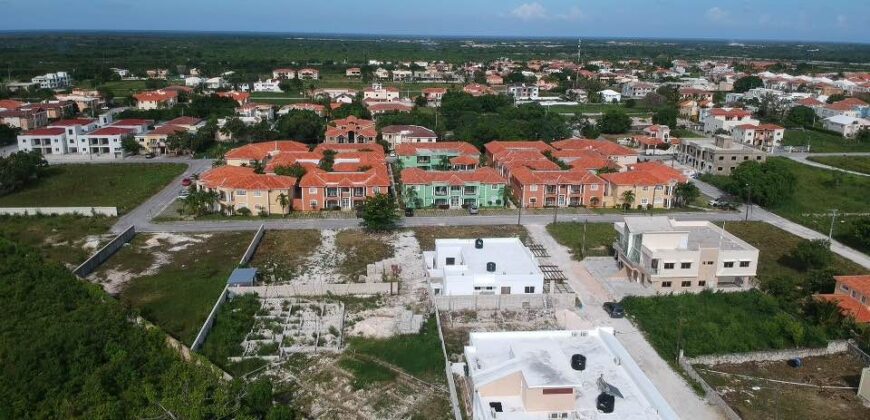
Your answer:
[73,225,135,277]
[678,355,742,420]
[434,292,577,312]
[191,285,230,351]
[239,224,265,266]
[0,206,118,217]
[231,282,396,298]
[686,340,850,366]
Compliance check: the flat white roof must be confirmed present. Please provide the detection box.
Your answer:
[434,238,541,276]
[622,216,756,252]
[465,328,678,420]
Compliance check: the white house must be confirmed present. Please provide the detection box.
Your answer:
[614,217,759,292]
[253,79,283,93]
[464,328,679,420]
[363,83,400,102]
[730,123,785,152]
[423,237,543,296]
[31,71,72,89]
[823,115,870,138]
[184,76,204,87]
[80,126,133,158]
[599,89,622,103]
[508,84,540,101]
[702,108,759,135]
[205,77,229,90]
[621,82,656,99]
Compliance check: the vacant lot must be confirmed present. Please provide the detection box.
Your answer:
[200,293,261,376]
[412,224,528,251]
[92,231,252,344]
[248,230,321,283]
[546,222,616,259]
[334,230,395,281]
[0,215,113,267]
[706,157,870,254]
[697,353,870,420]
[0,163,185,214]
[807,155,870,175]
[347,315,445,384]
[783,129,870,153]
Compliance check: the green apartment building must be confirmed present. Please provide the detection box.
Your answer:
[400,168,507,208]
[395,142,480,171]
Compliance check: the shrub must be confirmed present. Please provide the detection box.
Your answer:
[236,207,252,216]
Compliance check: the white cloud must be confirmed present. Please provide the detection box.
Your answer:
[835,15,848,29]
[556,6,584,21]
[705,6,730,23]
[511,3,548,20]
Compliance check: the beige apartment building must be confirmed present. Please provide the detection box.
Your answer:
[614,217,759,292]
[677,135,767,175]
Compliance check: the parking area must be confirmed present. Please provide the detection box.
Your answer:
[582,256,656,299]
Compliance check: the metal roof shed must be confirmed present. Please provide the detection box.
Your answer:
[228,267,257,287]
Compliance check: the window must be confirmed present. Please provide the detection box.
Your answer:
[546,185,557,194]
[446,257,455,266]
[842,284,850,292]
[662,281,672,287]
[326,187,338,197]
[723,261,735,268]
[253,191,262,197]
[542,388,573,395]
[698,281,706,287]
[663,262,675,269]
[524,286,535,293]
[717,167,723,171]
[739,261,750,267]
[680,262,691,269]
[718,156,724,160]
[463,186,477,195]
[434,186,448,196]
[756,156,762,160]
[590,184,599,190]
[353,187,364,197]
[309,187,318,194]
[705,260,714,265]
[529,198,537,204]
[641,198,649,205]
[530,185,538,192]
[681,281,692,287]
[731,156,737,160]
[642,186,649,191]
[310,200,318,208]
[743,156,749,160]
[491,184,499,190]
[235,190,246,196]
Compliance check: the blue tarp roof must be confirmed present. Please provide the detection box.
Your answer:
[228,267,257,285]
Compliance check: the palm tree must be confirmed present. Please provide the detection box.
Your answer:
[621,190,635,210]
[277,192,290,217]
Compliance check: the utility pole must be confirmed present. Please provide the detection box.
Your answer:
[744,183,752,221]
[829,208,838,242]
[553,203,559,223]
[517,204,522,225]
[582,219,588,257]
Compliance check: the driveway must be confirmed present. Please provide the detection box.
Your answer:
[526,224,726,420]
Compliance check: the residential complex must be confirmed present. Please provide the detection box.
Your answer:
[396,142,479,170]
[400,167,506,209]
[324,116,377,144]
[464,329,678,420]
[424,237,543,296]
[614,217,760,292]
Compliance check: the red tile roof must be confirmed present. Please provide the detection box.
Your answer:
[88,127,134,136]
[199,165,296,190]
[217,91,251,103]
[48,118,97,127]
[325,116,377,139]
[422,87,447,94]
[825,98,869,111]
[314,142,385,155]
[835,275,870,299]
[225,140,310,161]
[625,162,687,183]
[148,125,187,136]
[511,166,605,186]
[401,167,505,185]
[165,116,202,126]
[709,108,752,118]
[395,141,478,157]
[815,294,870,323]
[551,138,637,157]
[600,171,667,186]
[485,140,553,155]
[20,127,65,136]
[300,165,390,188]
[450,155,478,165]
[602,162,687,186]
[0,99,26,110]
[111,119,153,127]
[133,90,178,102]
[367,102,413,113]
[797,98,824,107]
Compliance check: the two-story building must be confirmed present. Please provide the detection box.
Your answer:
[511,166,607,208]
[324,116,378,144]
[702,108,759,135]
[730,123,785,152]
[298,165,391,211]
[508,84,540,101]
[400,167,505,209]
[381,125,438,149]
[133,90,179,110]
[396,142,480,170]
[363,83,400,102]
[614,217,759,292]
[815,275,870,323]
[422,87,447,107]
[197,165,297,215]
[677,136,767,175]
[599,162,686,209]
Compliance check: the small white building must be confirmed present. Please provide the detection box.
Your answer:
[424,238,543,296]
[823,115,870,138]
[463,328,678,420]
[31,71,72,89]
[599,89,622,103]
[205,77,229,90]
[702,108,759,135]
[184,76,204,87]
[253,79,283,93]
[508,84,540,101]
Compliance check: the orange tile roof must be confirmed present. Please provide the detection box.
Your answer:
[502,158,562,173]
[395,141,478,157]
[449,155,478,165]
[48,118,97,127]
[367,102,413,113]
[551,138,637,157]
[148,124,187,136]
[401,167,505,186]
[199,165,297,190]
[133,90,178,102]
[165,116,202,126]
[600,171,666,186]
[835,275,870,298]
[20,127,65,136]
[314,143,385,155]
[625,162,687,183]
[325,116,378,138]
[511,166,605,186]
[815,294,870,323]
[217,91,251,102]
[709,108,752,118]
[299,165,390,188]
[88,127,134,136]
[825,98,869,111]
[485,140,553,155]
[0,99,26,110]
[225,140,310,161]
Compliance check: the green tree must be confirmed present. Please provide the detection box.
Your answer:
[275,110,325,143]
[414,95,428,108]
[825,94,846,104]
[0,151,48,196]
[673,182,700,207]
[598,109,632,134]
[654,85,680,105]
[220,117,248,142]
[276,192,290,217]
[621,190,635,209]
[728,159,796,207]
[733,76,764,93]
[853,218,870,249]
[785,105,816,127]
[789,239,833,271]
[0,123,21,146]
[652,107,678,128]
[273,163,307,178]
[319,149,336,172]
[581,122,601,139]
[360,192,399,231]
[121,137,141,155]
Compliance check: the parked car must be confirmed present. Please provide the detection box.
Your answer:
[181,178,192,187]
[603,302,625,318]
[144,152,156,159]
[404,207,415,217]
[467,204,479,215]
[178,189,190,199]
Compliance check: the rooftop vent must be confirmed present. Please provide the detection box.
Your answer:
[597,393,615,413]
[475,238,483,249]
[571,354,586,371]
[486,262,496,272]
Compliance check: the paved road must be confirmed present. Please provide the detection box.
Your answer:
[692,178,870,270]
[527,225,726,420]
[779,152,870,177]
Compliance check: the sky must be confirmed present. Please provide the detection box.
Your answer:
[0,0,867,43]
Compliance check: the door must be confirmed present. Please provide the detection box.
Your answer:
[450,196,460,208]
[341,198,350,209]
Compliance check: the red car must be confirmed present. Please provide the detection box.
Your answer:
[181,178,192,187]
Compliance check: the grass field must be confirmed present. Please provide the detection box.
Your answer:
[0,215,113,267]
[104,232,252,345]
[200,293,262,376]
[0,163,185,214]
[806,155,870,175]
[411,225,528,251]
[338,357,397,390]
[347,315,445,383]
[705,157,870,254]
[782,129,870,153]
[248,230,321,282]
[546,222,617,259]
[334,230,395,281]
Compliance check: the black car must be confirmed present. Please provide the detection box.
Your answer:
[603,302,625,318]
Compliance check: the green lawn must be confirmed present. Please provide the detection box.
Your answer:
[0,215,113,267]
[103,232,252,345]
[806,155,870,175]
[347,315,445,383]
[338,357,397,390]
[705,157,870,254]
[783,129,870,153]
[0,163,186,214]
[99,80,148,98]
[546,222,616,259]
